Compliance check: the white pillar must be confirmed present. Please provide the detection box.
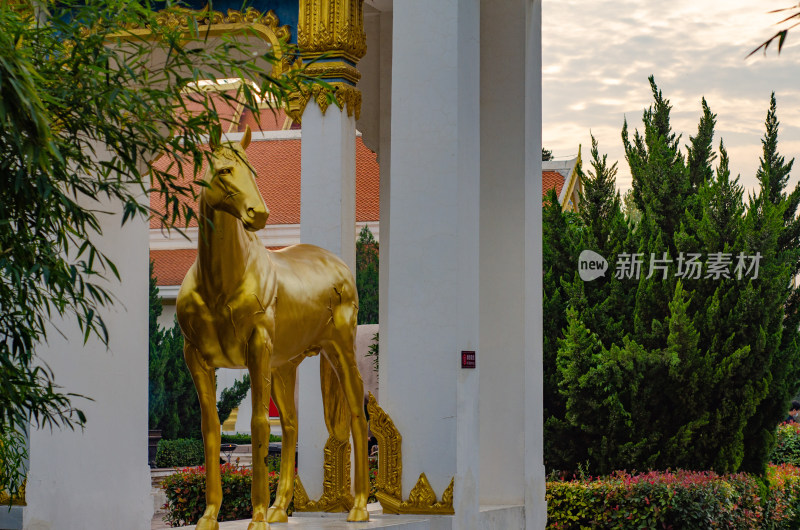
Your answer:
[298,101,357,499]
[385,3,480,528]
[479,0,528,506]
[524,1,546,528]
[24,200,151,530]
[377,9,392,394]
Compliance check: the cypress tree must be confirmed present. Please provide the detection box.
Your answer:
[542,189,583,469]
[544,81,800,476]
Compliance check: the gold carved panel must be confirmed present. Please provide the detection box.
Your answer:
[367,393,455,515]
[294,435,354,513]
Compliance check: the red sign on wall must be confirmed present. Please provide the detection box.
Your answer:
[461,350,476,369]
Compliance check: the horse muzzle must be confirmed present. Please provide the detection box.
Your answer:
[243,206,269,231]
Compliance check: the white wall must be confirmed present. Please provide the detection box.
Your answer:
[24,200,151,530]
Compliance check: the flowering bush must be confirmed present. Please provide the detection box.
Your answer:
[770,422,800,466]
[161,464,284,527]
[161,459,380,527]
[547,465,800,529]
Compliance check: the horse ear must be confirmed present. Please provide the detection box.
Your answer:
[241,125,252,149]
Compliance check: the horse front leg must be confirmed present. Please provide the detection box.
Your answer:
[246,328,273,530]
[185,344,221,530]
[266,361,300,523]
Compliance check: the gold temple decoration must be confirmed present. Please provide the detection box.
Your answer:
[175,127,371,529]
[367,392,402,500]
[287,83,362,122]
[290,0,366,122]
[366,393,455,515]
[298,0,367,63]
[116,8,293,75]
[294,435,354,513]
[0,481,26,507]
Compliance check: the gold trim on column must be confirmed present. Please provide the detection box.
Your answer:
[290,0,366,121]
[298,0,367,63]
[293,435,354,513]
[287,83,362,123]
[366,393,455,515]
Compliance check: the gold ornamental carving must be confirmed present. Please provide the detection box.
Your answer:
[287,83,362,123]
[298,0,367,62]
[294,435,354,513]
[367,392,402,499]
[291,0,366,121]
[116,8,293,75]
[366,393,455,515]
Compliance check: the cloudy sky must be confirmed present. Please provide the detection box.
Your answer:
[542,1,800,194]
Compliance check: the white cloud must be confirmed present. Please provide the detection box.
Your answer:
[543,0,800,194]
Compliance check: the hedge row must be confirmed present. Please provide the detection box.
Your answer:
[546,464,800,529]
[160,461,379,527]
[156,439,205,468]
[219,433,282,445]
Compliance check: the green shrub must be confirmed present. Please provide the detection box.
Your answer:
[220,433,252,445]
[771,422,800,466]
[546,465,800,529]
[763,464,800,527]
[156,438,205,468]
[219,433,281,444]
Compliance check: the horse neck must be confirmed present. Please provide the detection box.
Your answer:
[196,195,256,296]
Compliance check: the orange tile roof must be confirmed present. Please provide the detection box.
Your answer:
[238,107,289,132]
[542,170,565,198]
[151,248,197,287]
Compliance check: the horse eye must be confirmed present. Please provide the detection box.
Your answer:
[217,168,232,175]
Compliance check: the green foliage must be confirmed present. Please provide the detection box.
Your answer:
[0,0,321,494]
[217,375,251,425]
[149,301,200,440]
[365,332,379,374]
[0,427,26,504]
[771,423,800,466]
[356,226,379,324]
[155,438,205,468]
[542,147,554,161]
[544,79,800,475]
[547,465,800,529]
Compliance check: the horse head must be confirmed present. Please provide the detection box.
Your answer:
[204,125,269,231]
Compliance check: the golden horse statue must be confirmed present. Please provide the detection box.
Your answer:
[176,126,369,529]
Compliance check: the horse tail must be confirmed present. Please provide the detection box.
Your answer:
[320,354,350,442]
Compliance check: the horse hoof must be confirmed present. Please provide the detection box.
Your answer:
[347,506,370,522]
[247,521,269,530]
[196,515,220,530]
[267,506,288,523]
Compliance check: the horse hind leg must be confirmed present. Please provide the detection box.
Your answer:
[266,361,300,524]
[321,335,370,522]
